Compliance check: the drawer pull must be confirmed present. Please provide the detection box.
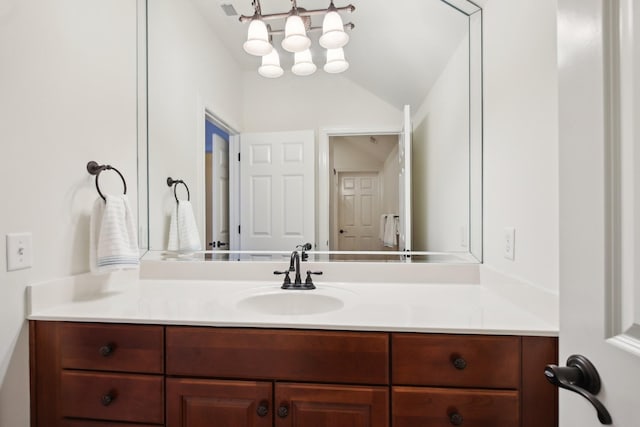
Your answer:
[257,400,269,417]
[99,343,116,357]
[452,356,467,370]
[277,404,289,418]
[101,391,117,406]
[449,412,464,425]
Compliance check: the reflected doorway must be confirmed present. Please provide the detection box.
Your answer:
[336,171,381,251]
[329,134,401,254]
[205,117,230,252]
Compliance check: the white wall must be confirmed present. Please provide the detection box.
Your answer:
[481,0,559,291]
[0,1,138,425]
[242,72,402,133]
[147,0,243,250]
[411,37,470,253]
[331,139,384,173]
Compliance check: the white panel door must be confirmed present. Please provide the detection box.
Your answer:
[337,172,381,251]
[240,130,315,251]
[398,104,412,252]
[557,0,640,425]
[211,134,229,250]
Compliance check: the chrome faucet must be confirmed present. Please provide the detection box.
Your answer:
[273,249,322,290]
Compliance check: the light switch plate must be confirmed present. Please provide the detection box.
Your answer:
[6,233,32,271]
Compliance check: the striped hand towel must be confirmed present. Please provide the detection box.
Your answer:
[90,195,140,273]
[167,200,201,252]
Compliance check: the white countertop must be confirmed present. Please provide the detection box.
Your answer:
[26,272,558,336]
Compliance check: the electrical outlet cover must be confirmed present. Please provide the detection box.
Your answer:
[504,227,515,260]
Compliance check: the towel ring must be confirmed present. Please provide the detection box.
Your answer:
[167,177,190,202]
[87,161,127,201]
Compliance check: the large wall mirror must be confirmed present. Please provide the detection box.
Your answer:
[141,0,482,262]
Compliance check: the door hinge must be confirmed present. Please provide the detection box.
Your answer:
[238,225,241,234]
[238,152,241,162]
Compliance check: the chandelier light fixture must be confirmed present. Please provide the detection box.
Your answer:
[258,49,284,78]
[292,49,317,76]
[240,0,355,78]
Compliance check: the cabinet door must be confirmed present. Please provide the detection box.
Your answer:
[274,383,389,427]
[166,378,272,427]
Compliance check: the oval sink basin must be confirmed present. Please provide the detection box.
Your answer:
[236,291,344,316]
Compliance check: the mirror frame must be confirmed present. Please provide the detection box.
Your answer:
[137,0,483,263]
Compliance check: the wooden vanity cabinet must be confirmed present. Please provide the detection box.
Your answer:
[30,321,165,426]
[165,327,390,427]
[30,322,556,427]
[391,333,558,427]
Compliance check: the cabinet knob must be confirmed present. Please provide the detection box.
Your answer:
[99,343,115,357]
[256,400,269,417]
[452,356,467,370]
[277,404,289,418]
[101,392,116,406]
[449,412,464,425]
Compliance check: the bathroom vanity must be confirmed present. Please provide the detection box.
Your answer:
[27,269,558,427]
[30,322,555,427]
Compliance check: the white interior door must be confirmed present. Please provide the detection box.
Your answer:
[211,133,229,250]
[240,130,315,251]
[398,104,412,252]
[337,172,381,251]
[558,0,640,425]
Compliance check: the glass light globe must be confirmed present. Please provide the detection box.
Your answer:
[324,48,349,73]
[319,10,349,49]
[258,49,284,78]
[243,19,272,56]
[282,14,311,53]
[292,49,317,76]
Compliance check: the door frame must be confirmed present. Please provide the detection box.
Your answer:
[319,127,401,251]
[207,131,230,251]
[196,106,240,252]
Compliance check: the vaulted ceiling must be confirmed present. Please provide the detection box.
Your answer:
[190,0,470,111]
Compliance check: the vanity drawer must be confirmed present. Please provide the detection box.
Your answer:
[60,371,164,424]
[166,327,389,385]
[392,386,519,427]
[392,333,520,388]
[60,323,164,374]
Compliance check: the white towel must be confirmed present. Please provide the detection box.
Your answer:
[379,214,387,241]
[90,195,139,273]
[383,214,398,247]
[167,200,201,252]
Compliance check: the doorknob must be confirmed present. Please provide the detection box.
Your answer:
[545,354,612,425]
[217,241,227,247]
[339,229,345,234]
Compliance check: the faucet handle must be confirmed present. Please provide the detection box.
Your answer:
[274,270,291,286]
[304,271,323,289]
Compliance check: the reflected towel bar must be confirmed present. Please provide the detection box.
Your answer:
[167,177,190,203]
